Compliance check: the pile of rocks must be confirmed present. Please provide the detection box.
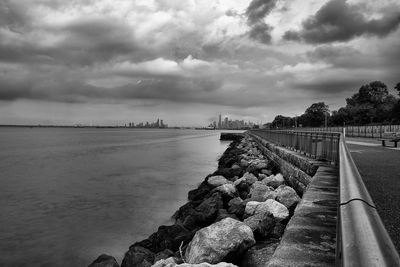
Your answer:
[89,136,301,267]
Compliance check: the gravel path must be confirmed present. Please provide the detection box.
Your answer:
[346,137,400,251]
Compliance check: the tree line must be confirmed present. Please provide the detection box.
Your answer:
[269,81,400,128]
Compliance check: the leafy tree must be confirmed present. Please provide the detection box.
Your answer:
[395,82,400,97]
[300,102,329,127]
[345,81,396,124]
[271,115,294,128]
[330,108,352,126]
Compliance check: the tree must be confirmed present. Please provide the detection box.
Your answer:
[271,115,294,128]
[345,81,396,124]
[330,108,352,126]
[301,102,329,127]
[395,82,400,97]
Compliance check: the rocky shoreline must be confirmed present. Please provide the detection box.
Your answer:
[89,135,301,267]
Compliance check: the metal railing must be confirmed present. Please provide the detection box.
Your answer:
[302,124,400,138]
[249,129,400,266]
[250,130,340,164]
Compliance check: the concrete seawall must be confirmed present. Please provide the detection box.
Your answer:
[247,132,338,266]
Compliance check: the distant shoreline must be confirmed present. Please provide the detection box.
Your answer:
[0,125,250,130]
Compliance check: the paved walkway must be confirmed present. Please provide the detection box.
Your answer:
[345,137,400,251]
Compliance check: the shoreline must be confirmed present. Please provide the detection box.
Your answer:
[89,134,302,267]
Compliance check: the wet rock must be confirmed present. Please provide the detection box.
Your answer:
[262,173,285,188]
[194,193,224,224]
[227,197,245,219]
[207,176,231,187]
[188,182,212,202]
[121,246,154,267]
[164,263,238,267]
[89,254,119,267]
[213,168,242,179]
[275,185,301,209]
[243,212,275,240]
[240,239,280,267]
[185,218,255,264]
[233,178,250,199]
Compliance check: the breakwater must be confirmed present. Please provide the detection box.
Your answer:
[89,133,306,267]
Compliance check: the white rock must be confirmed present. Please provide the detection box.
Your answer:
[215,184,237,198]
[244,200,289,221]
[275,185,300,209]
[242,172,258,185]
[185,218,255,264]
[262,173,285,188]
[208,176,231,187]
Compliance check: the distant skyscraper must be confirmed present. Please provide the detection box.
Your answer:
[224,117,228,129]
[218,114,222,129]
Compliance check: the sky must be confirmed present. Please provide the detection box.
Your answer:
[0,0,400,126]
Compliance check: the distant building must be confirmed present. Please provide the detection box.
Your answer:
[218,114,222,129]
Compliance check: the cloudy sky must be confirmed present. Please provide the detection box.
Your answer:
[1,0,400,126]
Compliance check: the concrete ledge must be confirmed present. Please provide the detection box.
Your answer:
[249,133,320,195]
[267,166,338,267]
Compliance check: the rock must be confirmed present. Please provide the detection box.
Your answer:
[213,168,242,179]
[233,178,250,199]
[188,182,212,201]
[231,164,241,170]
[89,254,119,267]
[242,172,257,185]
[248,182,273,202]
[271,222,286,238]
[171,263,238,267]
[185,218,255,264]
[240,159,249,167]
[244,212,275,240]
[262,173,285,188]
[257,174,267,180]
[227,197,245,219]
[146,224,195,253]
[214,184,237,198]
[207,176,231,187]
[244,200,289,221]
[240,239,280,267]
[261,169,272,176]
[121,246,155,267]
[275,185,301,209]
[194,193,224,225]
[151,257,178,267]
[216,209,239,221]
[154,249,175,263]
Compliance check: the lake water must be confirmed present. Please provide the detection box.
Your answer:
[0,127,235,266]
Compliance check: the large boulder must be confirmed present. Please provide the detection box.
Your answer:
[121,246,155,267]
[89,254,119,267]
[244,200,289,221]
[151,257,179,267]
[262,173,285,188]
[188,182,212,202]
[216,209,239,222]
[207,176,231,187]
[185,218,255,264]
[243,212,275,240]
[248,182,274,202]
[275,185,301,209]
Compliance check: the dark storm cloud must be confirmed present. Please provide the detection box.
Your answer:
[292,79,362,94]
[284,0,400,44]
[246,0,277,24]
[245,0,277,44]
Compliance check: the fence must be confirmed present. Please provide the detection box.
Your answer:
[304,124,400,138]
[250,130,340,164]
[249,129,400,266]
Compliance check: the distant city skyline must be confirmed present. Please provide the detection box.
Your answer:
[0,1,399,125]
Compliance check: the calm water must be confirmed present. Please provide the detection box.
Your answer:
[0,128,234,266]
